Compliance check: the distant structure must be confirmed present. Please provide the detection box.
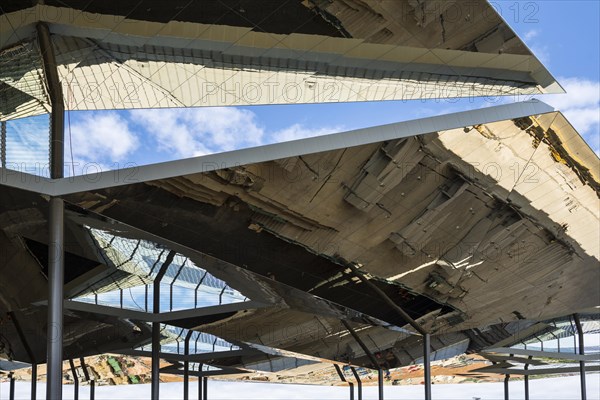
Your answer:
[0,2,597,400]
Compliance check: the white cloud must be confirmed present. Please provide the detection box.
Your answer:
[543,77,600,151]
[128,107,343,159]
[272,124,342,142]
[129,107,265,158]
[70,112,139,162]
[524,29,540,41]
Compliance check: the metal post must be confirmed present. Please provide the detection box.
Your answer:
[198,365,204,400]
[377,369,384,400]
[573,314,587,400]
[524,356,532,400]
[9,373,15,400]
[38,20,66,400]
[47,196,64,400]
[80,357,94,400]
[183,330,193,400]
[350,367,362,400]
[70,359,79,400]
[203,377,208,400]
[334,364,354,400]
[1,120,6,168]
[90,379,95,400]
[31,363,37,400]
[152,251,176,400]
[504,374,510,400]
[423,333,432,400]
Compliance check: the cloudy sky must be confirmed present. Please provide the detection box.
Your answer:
[4,1,599,177]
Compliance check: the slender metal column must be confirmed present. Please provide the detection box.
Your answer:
[504,374,510,400]
[1,120,6,168]
[350,367,362,400]
[423,334,432,400]
[198,365,204,400]
[573,314,587,400]
[183,330,193,400]
[151,251,176,400]
[31,363,37,400]
[524,356,532,400]
[38,20,66,400]
[334,364,354,400]
[90,380,95,400]
[203,377,208,400]
[377,369,384,400]
[69,359,79,400]
[9,373,15,400]
[47,197,64,400]
[80,358,94,400]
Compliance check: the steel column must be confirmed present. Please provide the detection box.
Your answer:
[524,356,532,400]
[151,251,176,400]
[38,20,66,400]
[1,120,6,168]
[47,197,64,400]
[9,373,15,400]
[203,377,208,400]
[31,363,37,400]
[573,314,587,400]
[350,367,362,400]
[504,374,510,400]
[69,359,79,400]
[80,358,94,400]
[377,369,384,400]
[334,364,354,400]
[198,365,203,400]
[183,330,193,400]
[423,333,432,400]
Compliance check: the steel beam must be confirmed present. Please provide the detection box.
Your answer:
[334,364,354,400]
[118,348,258,362]
[573,314,587,400]
[69,359,79,400]
[37,22,64,180]
[484,348,598,361]
[350,367,362,400]
[423,333,432,400]
[345,262,426,336]
[341,320,379,368]
[152,250,176,400]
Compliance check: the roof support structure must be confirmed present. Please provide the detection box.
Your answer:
[350,367,362,400]
[334,364,354,400]
[152,250,176,400]
[61,299,268,323]
[573,314,587,400]
[184,330,193,400]
[37,20,66,400]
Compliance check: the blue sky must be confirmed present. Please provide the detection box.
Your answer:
[4,0,600,175]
